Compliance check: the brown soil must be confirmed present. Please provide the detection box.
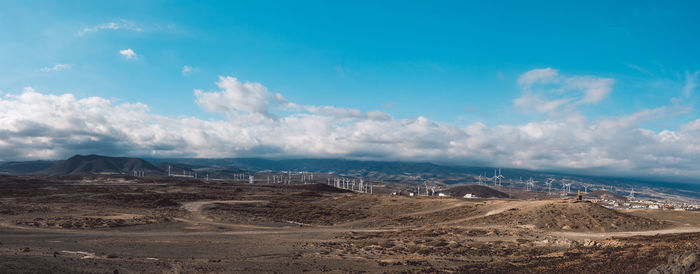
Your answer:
[468,200,668,232]
[0,175,696,273]
[14,215,171,229]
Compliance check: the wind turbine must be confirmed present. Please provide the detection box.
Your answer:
[545,179,554,195]
[495,168,504,187]
[519,177,524,190]
[561,183,572,195]
[493,169,498,187]
[629,187,635,200]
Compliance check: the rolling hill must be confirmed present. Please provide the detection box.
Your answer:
[2,155,699,200]
[0,160,57,174]
[33,154,162,176]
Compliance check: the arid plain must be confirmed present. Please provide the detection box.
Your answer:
[2,175,700,273]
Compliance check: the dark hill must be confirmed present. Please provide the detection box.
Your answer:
[0,160,57,174]
[443,184,508,198]
[36,154,162,176]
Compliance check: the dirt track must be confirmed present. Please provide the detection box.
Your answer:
[553,226,700,240]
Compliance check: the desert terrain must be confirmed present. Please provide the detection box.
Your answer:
[1,175,700,273]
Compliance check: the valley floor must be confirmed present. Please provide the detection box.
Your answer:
[1,176,699,273]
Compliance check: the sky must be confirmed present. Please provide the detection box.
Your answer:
[1,1,699,182]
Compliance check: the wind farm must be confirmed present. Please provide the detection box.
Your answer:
[1,155,700,273]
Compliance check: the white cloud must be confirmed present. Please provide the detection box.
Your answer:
[517,67,559,86]
[119,49,137,59]
[514,94,573,113]
[1,75,699,180]
[182,65,193,76]
[78,20,143,35]
[40,64,73,72]
[515,68,615,113]
[683,70,699,97]
[194,76,286,119]
[566,76,615,104]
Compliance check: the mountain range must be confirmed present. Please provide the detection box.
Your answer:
[1,154,698,199]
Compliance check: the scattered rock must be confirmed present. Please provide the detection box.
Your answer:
[581,239,598,247]
[648,251,700,274]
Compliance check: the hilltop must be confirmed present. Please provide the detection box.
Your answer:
[2,154,163,176]
[468,200,666,232]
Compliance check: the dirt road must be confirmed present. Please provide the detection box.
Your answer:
[553,226,700,240]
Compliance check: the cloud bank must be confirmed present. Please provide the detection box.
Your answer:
[1,70,699,180]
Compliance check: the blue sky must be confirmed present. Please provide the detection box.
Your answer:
[2,1,698,123]
[1,1,700,181]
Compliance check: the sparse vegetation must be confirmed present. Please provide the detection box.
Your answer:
[0,174,698,273]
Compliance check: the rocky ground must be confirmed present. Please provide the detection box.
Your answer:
[1,175,699,273]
